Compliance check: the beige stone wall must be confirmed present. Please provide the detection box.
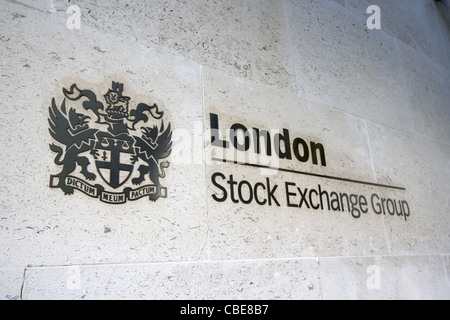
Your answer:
[0,0,449,299]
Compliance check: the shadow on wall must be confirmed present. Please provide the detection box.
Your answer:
[436,0,450,27]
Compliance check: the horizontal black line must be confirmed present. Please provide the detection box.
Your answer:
[212,158,406,191]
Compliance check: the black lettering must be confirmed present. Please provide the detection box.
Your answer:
[227,175,239,204]
[311,142,327,167]
[211,173,227,202]
[297,188,310,209]
[386,199,395,215]
[275,129,292,160]
[330,192,341,211]
[381,198,387,215]
[402,201,410,221]
[371,193,382,214]
[267,178,280,206]
[253,128,272,156]
[394,199,404,217]
[285,182,297,208]
[210,113,229,148]
[359,195,368,214]
[238,180,253,204]
[339,193,350,213]
[293,138,309,162]
[318,185,330,210]
[309,189,320,210]
[254,183,267,206]
[349,194,361,218]
[210,115,327,167]
[230,123,250,151]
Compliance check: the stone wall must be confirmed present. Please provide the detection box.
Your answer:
[0,0,449,300]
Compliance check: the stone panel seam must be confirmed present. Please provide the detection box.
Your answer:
[21,253,450,270]
[10,0,55,13]
[200,64,211,262]
[363,119,391,255]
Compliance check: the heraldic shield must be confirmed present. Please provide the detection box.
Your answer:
[48,81,172,204]
[94,131,135,189]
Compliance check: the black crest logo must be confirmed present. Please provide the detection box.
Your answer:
[49,81,173,204]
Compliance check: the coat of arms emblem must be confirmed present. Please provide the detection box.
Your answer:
[49,81,172,204]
